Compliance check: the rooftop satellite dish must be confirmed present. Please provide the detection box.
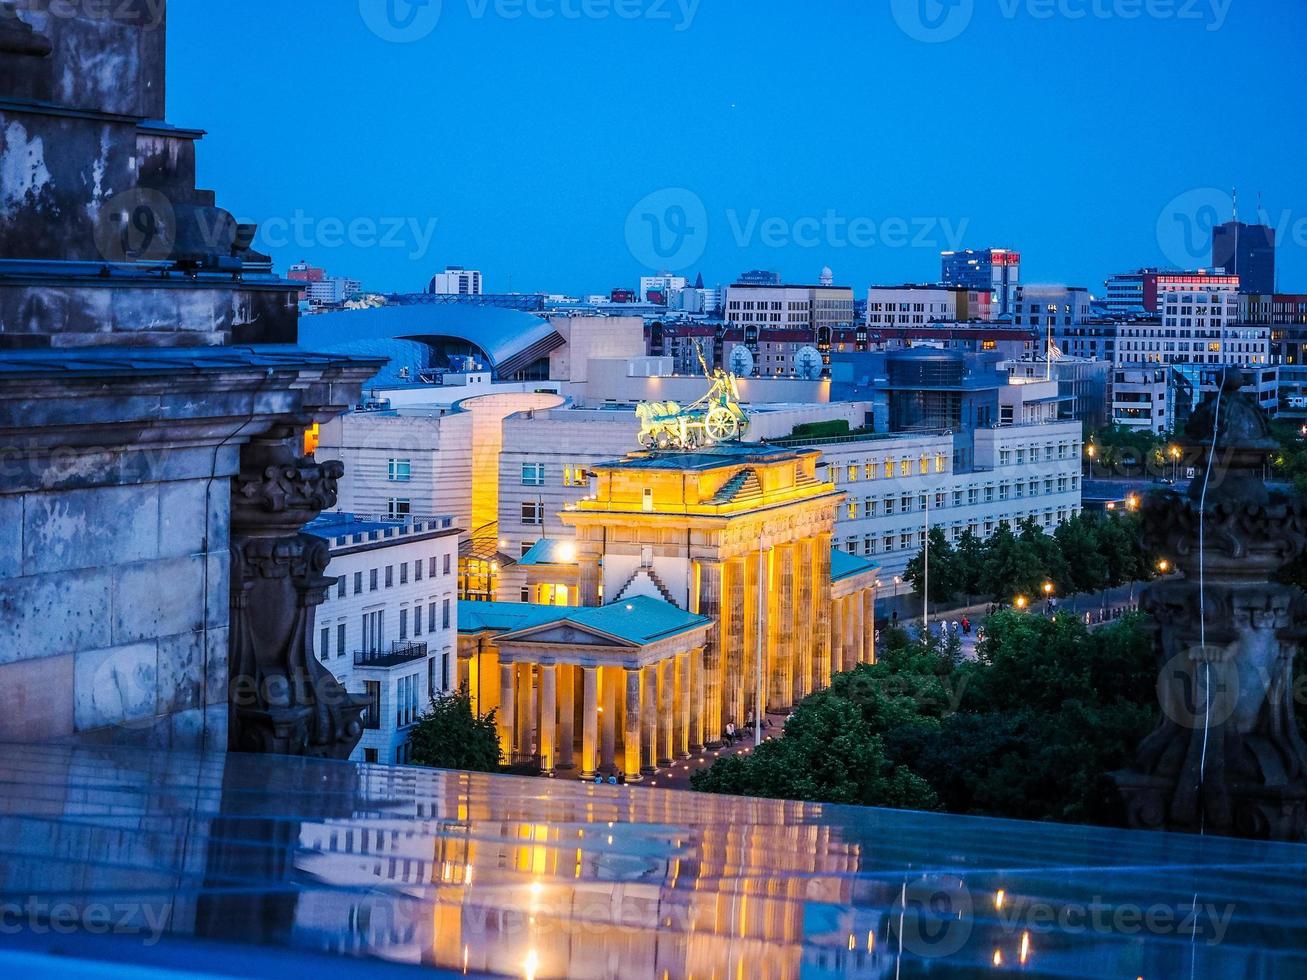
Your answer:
[795,345,823,380]
[728,345,755,377]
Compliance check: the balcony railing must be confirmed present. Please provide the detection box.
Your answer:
[354,641,428,669]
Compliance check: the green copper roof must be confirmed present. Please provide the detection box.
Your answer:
[831,547,879,583]
[460,596,711,647]
[517,538,579,567]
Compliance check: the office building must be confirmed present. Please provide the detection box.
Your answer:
[940,248,1021,316]
[307,514,461,765]
[724,282,858,375]
[1213,220,1276,293]
[428,266,484,295]
[1242,293,1307,364]
[1104,268,1239,316]
[866,284,993,326]
[640,274,688,305]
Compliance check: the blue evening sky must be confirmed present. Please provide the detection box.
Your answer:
[167,0,1305,297]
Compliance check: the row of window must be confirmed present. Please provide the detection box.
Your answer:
[842,508,1077,556]
[997,443,1079,466]
[338,553,453,598]
[317,599,453,659]
[833,454,949,483]
[840,476,1077,519]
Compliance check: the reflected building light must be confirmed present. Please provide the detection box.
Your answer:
[1020,930,1031,965]
[523,948,539,980]
[993,949,1003,966]
[995,888,1006,910]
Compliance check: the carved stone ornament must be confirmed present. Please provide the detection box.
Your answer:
[228,426,367,759]
[1116,369,1307,840]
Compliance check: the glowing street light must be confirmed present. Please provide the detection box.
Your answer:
[1014,595,1029,611]
[1168,444,1182,482]
[1126,494,1140,511]
[1086,444,1097,479]
[1157,558,1172,575]
[1042,581,1055,615]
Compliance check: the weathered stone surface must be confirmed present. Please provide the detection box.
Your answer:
[23,483,158,575]
[157,630,204,715]
[0,566,113,662]
[0,652,73,740]
[158,478,227,560]
[0,493,21,576]
[111,554,204,645]
[74,640,158,731]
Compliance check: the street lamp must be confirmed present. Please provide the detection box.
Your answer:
[1086,444,1097,479]
[1014,595,1029,611]
[1042,581,1055,615]
[1157,558,1171,575]
[1168,445,1182,482]
[1126,494,1140,512]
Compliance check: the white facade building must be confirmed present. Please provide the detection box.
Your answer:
[428,266,484,295]
[811,421,1083,581]
[639,274,688,304]
[866,285,992,326]
[308,514,461,765]
[305,277,361,307]
[1112,366,1172,434]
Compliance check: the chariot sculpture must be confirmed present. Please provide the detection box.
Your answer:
[636,348,750,450]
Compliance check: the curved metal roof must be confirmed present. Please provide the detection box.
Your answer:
[300,304,562,375]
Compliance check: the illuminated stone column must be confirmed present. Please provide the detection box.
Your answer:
[641,664,658,774]
[557,664,575,770]
[830,597,844,674]
[580,665,599,780]
[721,557,746,730]
[697,560,724,749]
[769,543,795,712]
[742,549,768,726]
[498,661,515,761]
[792,537,814,704]
[813,534,833,687]
[624,667,643,782]
[516,663,535,758]
[688,646,705,754]
[846,596,860,670]
[600,667,617,775]
[862,588,877,664]
[853,593,866,666]
[539,662,557,774]
[578,557,600,607]
[675,652,690,759]
[657,659,674,767]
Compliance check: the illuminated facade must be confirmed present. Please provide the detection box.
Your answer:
[459,443,878,780]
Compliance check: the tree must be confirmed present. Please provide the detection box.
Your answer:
[954,528,986,603]
[409,686,502,773]
[690,692,939,810]
[694,607,1159,829]
[904,526,959,606]
[1054,513,1108,599]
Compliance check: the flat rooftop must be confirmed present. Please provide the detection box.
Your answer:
[1,743,1303,977]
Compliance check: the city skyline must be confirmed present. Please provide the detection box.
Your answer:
[167,0,1306,295]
